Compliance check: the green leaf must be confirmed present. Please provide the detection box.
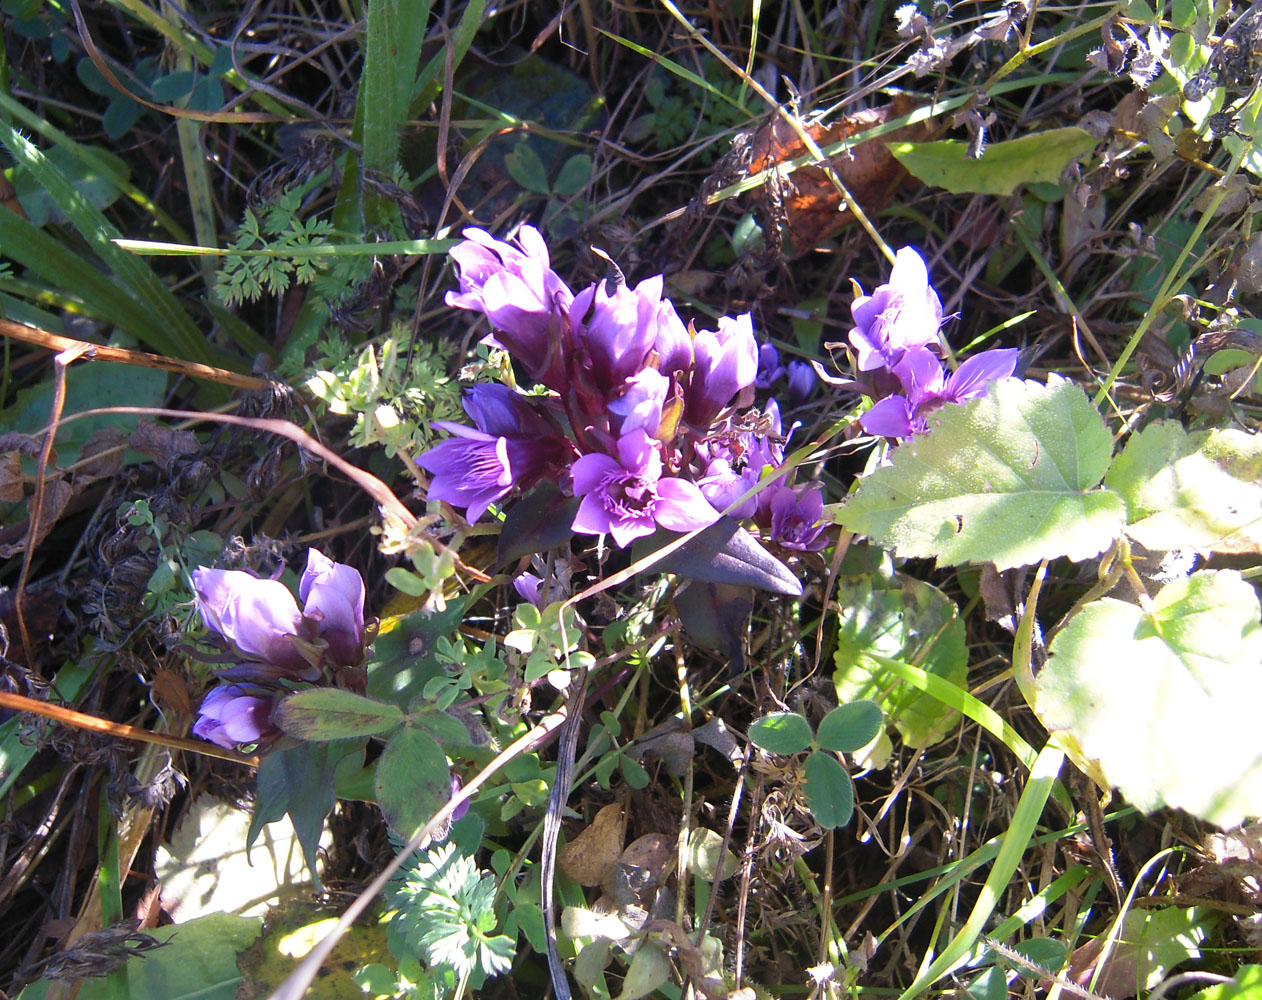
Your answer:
[0,361,167,469]
[816,700,884,753]
[8,143,127,225]
[1035,570,1262,826]
[0,123,214,364]
[686,828,739,881]
[385,566,427,596]
[408,703,475,747]
[890,128,1098,196]
[1105,422,1262,554]
[834,376,1126,570]
[274,689,404,741]
[1087,908,1214,996]
[358,0,431,178]
[505,139,551,194]
[374,727,452,839]
[617,942,672,1000]
[367,597,469,709]
[748,712,813,754]
[834,566,969,747]
[1191,964,1262,1000]
[0,657,94,800]
[554,154,592,196]
[803,751,855,828]
[619,755,651,790]
[16,912,262,1000]
[247,742,358,887]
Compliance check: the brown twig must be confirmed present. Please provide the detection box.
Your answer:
[0,317,270,392]
[0,690,258,766]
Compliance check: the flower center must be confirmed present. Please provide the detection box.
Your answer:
[601,471,656,516]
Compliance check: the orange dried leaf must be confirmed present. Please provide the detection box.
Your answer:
[746,98,941,253]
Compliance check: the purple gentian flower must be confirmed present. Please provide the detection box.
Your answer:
[571,430,720,547]
[654,299,693,375]
[861,346,1019,439]
[755,343,785,389]
[298,549,366,667]
[608,368,669,436]
[787,361,816,405]
[764,485,829,552]
[194,550,369,672]
[513,571,544,608]
[449,773,470,823]
[445,226,574,390]
[697,459,759,520]
[849,247,945,373]
[685,313,759,428]
[418,384,570,522]
[573,275,668,394]
[193,684,280,750]
[192,566,307,672]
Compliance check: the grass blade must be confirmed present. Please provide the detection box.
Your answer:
[0,122,214,364]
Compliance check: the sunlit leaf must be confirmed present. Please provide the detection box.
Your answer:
[1105,421,1262,554]
[834,375,1125,569]
[834,566,968,747]
[373,728,452,840]
[891,128,1098,196]
[748,712,813,754]
[816,701,884,753]
[1035,570,1262,826]
[275,689,403,741]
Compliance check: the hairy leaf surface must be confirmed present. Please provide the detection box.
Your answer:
[834,376,1125,569]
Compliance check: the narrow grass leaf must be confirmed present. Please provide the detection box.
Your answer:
[895,743,1065,1000]
[0,123,213,363]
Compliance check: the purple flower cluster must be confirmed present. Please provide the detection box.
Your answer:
[191,549,367,750]
[418,226,830,556]
[849,247,1017,439]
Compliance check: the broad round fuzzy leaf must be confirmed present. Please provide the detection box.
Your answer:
[834,375,1125,570]
[816,700,884,753]
[374,728,453,840]
[890,128,1098,196]
[1035,570,1262,827]
[803,751,855,828]
[748,712,813,754]
[834,568,968,747]
[367,597,469,708]
[275,689,404,741]
[407,704,477,748]
[1105,422,1262,554]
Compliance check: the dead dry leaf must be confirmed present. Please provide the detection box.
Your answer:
[0,452,24,503]
[0,476,73,557]
[559,801,626,887]
[746,97,941,253]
